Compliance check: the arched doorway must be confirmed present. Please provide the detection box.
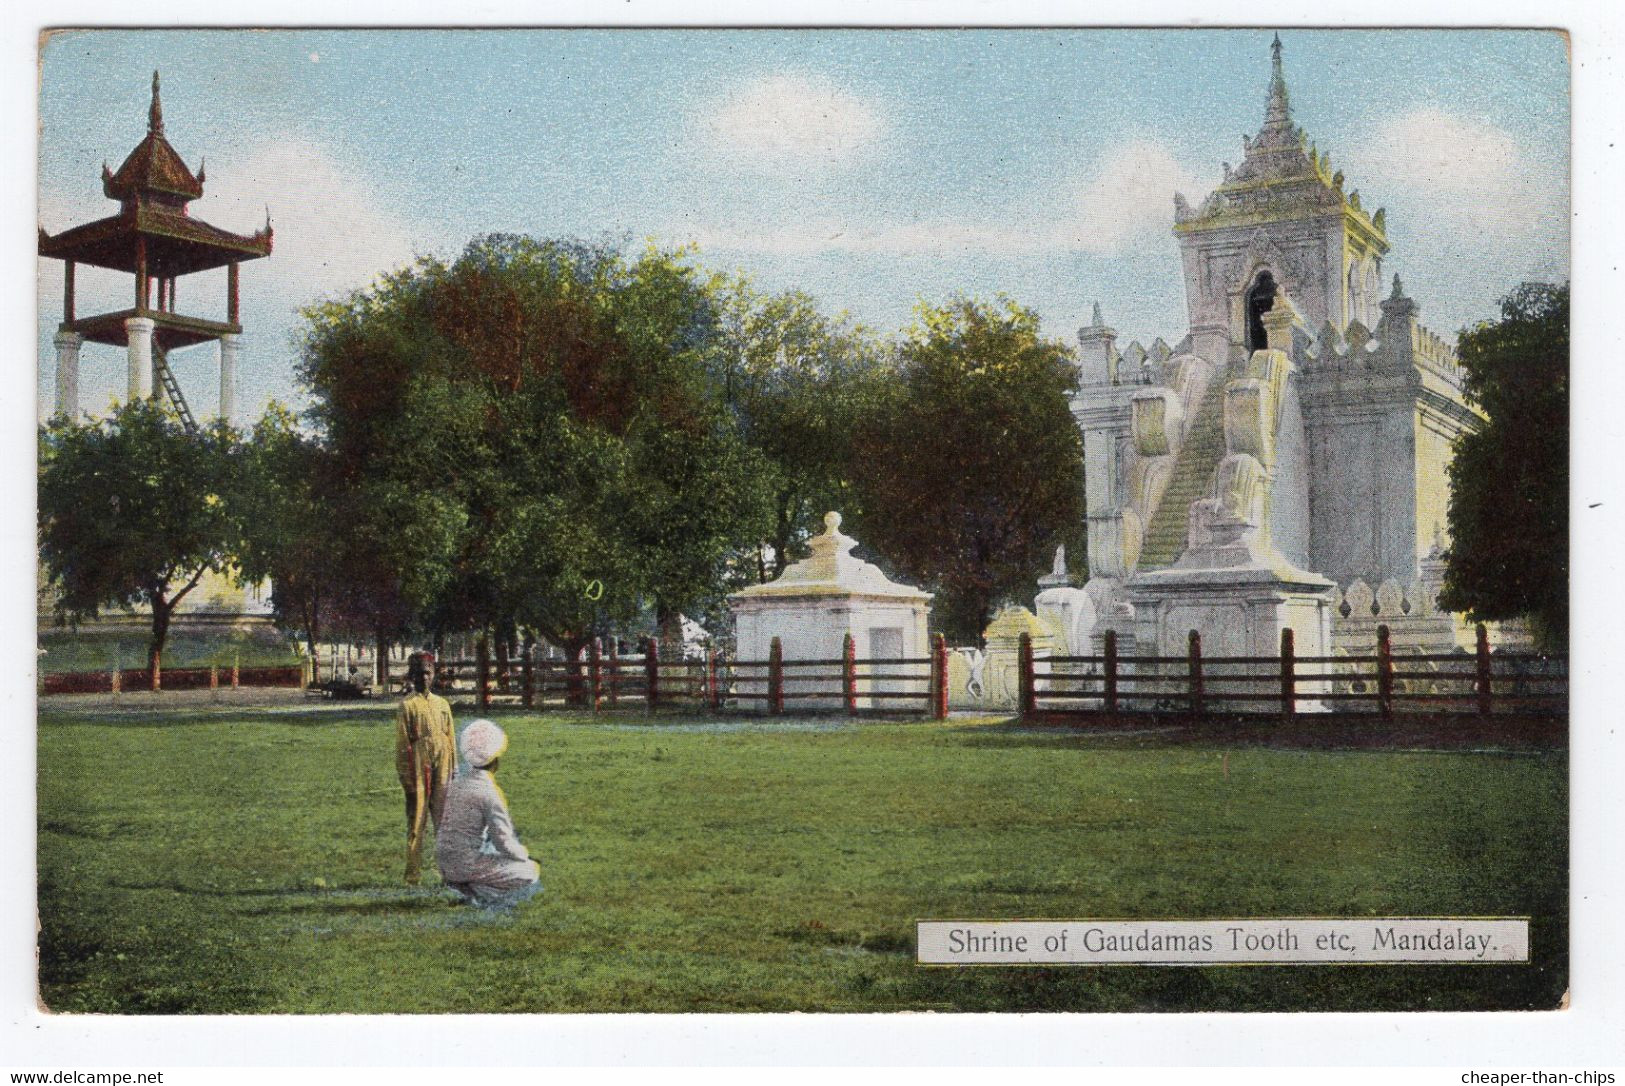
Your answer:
[1245,271,1277,353]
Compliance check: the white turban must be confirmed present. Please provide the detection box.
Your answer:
[459,719,508,768]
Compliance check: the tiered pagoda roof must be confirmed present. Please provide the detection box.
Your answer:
[1173,36,1389,252]
[38,72,273,349]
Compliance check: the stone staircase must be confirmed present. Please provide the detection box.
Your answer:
[1137,378,1228,571]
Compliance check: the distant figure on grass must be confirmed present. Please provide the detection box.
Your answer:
[438,719,542,911]
[396,652,455,886]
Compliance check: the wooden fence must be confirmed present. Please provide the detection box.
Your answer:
[41,664,303,696]
[1018,624,1566,719]
[409,633,953,719]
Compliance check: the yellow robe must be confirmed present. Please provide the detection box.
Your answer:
[395,690,455,884]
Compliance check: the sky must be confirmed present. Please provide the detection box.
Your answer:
[35,28,1571,422]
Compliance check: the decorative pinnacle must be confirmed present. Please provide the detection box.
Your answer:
[1091,301,1104,327]
[824,511,842,532]
[1391,273,1405,299]
[1264,34,1291,129]
[149,71,163,135]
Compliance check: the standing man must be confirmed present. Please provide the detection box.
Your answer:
[396,651,455,885]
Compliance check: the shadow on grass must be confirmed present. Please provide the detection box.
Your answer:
[939,715,1568,753]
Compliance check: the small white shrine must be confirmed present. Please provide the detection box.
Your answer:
[729,512,931,709]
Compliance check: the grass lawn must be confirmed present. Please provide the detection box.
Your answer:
[36,706,1567,1013]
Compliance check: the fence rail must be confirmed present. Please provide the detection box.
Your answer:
[398,632,954,719]
[1020,624,1565,720]
[41,664,302,696]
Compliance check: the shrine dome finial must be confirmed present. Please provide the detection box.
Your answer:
[149,70,163,135]
[1264,33,1291,131]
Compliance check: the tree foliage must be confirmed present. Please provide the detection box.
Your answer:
[710,278,893,586]
[296,234,773,653]
[1439,282,1568,648]
[38,401,237,682]
[850,297,1085,642]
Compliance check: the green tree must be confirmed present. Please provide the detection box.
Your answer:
[297,234,773,661]
[711,279,892,583]
[38,401,237,688]
[1439,282,1568,648]
[851,296,1086,642]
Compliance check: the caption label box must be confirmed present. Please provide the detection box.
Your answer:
[916,919,1529,965]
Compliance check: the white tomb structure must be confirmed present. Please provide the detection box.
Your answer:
[1068,35,1508,670]
[729,512,931,710]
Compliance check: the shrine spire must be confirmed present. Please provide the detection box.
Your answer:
[1263,33,1292,132]
[149,70,163,136]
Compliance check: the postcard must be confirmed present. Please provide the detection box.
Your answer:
[34,27,1569,1016]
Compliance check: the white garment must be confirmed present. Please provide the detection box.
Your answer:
[435,768,540,907]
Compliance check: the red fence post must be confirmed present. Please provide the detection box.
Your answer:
[1188,629,1204,715]
[588,638,602,713]
[843,632,858,715]
[1018,632,1035,718]
[607,639,620,708]
[932,633,949,720]
[522,645,534,709]
[1103,630,1118,715]
[768,636,784,716]
[646,637,660,712]
[1475,623,1493,716]
[476,636,491,710]
[707,649,720,712]
[1376,624,1393,721]
[1280,626,1296,719]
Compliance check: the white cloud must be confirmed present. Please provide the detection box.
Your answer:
[697,73,884,165]
[1053,139,1209,254]
[1349,108,1563,234]
[672,138,1208,259]
[192,138,423,304]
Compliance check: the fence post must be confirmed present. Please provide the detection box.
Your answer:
[707,649,721,713]
[1376,624,1393,721]
[843,632,858,715]
[588,638,602,713]
[645,637,660,712]
[607,639,620,708]
[110,665,120,695]
[477,636,491,711]
[522,645,534,709]
[1103,629,1118,715]
[1188,629,1203,715]
[932,633,949,721]
[231,654,239,689]
[1475,623,1493,716]
[209,665,218,695]
[768,636,784,716]
[1018,632,1035,718]
[1280,626,1296,719]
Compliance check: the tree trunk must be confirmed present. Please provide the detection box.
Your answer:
[375,628,389,687]
[148,599,171,692]
[561,634,590,707]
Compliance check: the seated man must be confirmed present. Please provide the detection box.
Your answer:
[437,719,542,910]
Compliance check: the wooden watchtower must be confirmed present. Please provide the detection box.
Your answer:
[39,72,272,429]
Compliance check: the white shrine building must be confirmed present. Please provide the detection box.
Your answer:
[1069,36,1502,661]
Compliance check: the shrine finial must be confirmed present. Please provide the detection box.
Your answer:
[1264,34,1291,129]
[149,71,163,135]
